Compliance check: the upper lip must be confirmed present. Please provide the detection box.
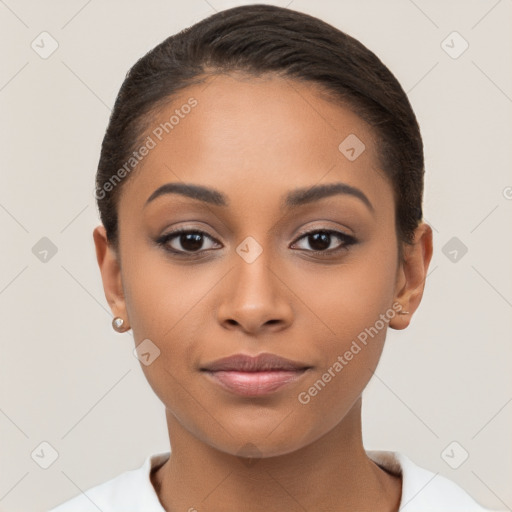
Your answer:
[200,353,311,372]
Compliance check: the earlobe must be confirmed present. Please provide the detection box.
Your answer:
[92,225,129,324]
[389,222,434,330]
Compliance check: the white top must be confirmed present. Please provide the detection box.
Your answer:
[48,450,499,511]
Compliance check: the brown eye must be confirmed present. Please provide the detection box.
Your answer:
[291,229,357,255]
[156,229,221,254]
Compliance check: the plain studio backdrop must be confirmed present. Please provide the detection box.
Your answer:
[0,1,511,511]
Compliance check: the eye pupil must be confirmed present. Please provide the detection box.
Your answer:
[181,233,203,251]
[309,232,331,251]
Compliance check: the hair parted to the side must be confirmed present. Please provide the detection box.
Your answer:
[95,3,425,264]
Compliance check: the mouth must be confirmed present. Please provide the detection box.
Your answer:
[200,353,312,397]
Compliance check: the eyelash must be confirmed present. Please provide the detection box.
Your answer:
[155,227,357,258]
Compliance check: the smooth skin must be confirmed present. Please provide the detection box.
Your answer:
[93,73,433,512]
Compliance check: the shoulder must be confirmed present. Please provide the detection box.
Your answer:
[367,450,502,512]
[47,452,169,512]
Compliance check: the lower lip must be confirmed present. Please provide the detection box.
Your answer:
[203,369,308,396]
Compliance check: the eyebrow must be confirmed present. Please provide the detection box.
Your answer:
[144,182,374,214]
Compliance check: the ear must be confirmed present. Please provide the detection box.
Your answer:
[93,225,129,328]
[389,222,433,330]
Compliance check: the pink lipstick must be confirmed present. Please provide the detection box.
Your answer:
[200,352,311,397]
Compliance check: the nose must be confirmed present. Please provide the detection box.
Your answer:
[216,247,294,335]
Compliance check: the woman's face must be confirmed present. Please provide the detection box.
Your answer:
[96,73,428,457]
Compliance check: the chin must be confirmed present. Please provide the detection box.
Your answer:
[200,415,320,460]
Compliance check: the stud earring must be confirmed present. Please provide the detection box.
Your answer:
[398,309,410,315]
[112,316,129,333]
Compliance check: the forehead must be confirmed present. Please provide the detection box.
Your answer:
[119,73,393,216]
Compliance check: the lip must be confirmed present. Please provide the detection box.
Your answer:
[201,352,310,372]
[200,353,311,397]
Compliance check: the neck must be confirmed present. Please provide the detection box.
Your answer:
[152,399,401,512]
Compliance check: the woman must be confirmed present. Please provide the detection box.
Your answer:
[49,4,498,511]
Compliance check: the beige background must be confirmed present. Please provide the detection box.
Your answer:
[1,1,511,511]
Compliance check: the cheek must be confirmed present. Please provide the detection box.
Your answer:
[121,249,219,397]
[122,244,213,338]
[290,237,397,411]
[291,238,397,339]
